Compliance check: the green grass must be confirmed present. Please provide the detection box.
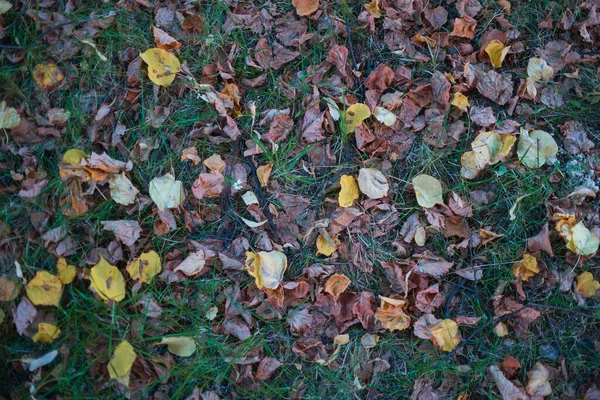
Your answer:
[1,0,600,398]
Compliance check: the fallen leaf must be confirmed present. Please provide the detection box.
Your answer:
[192,172,224,199]
[554,214,599,256]
[101,220,141,248]
[0,275,19,301]
[0,101,20,129]
[334,334,350,345]
[203,154,226,173]
[412,174,444,208]
[32,323,61,344]
[361,333,379,348]
[109,173,139,206]
[345,103,371,133]
[526,223,554,257]
[451,16,477,39]
[560,120,594,155]
[149,173,184,210]
[316,234,340,256]
[21,350,58,372]
[292,0,319,16]
[181,146,201,165]
[375,296,411,331]
[576,272,600,297]
[490,365,528,400]
[494,322,509,337]
[108,341,136,387]
[257,164,273,187]
[429,319,461,352]
[256,357,282,381]
[245,251,287,289]
[126,250,162,284]
[152,25,181,50]
[0,0,12,14]
[500,356,521,378]
[485,40,511,68]
[415,284,443,314]
[26,271,63,307]
[470,106,497,127]
[339,175,359,208]
[33,63,64,89]
[527,57,554,81]
[89,257,126,302]
[517,129,558,168]
[373,107,397,126]
[12,298,37,335]
[357,168,389,199]
[173,250,211,276]
[526,362,552,397]
[324,273,351,301]
[451,92,470,111]
[56,257,76,284]
[365,0,381,18]
[62,148,87,165]
[512,253,539,282]
[140,48,180,86]
[159,336,196,357]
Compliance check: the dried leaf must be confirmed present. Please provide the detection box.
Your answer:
[0,0,12,14]
[375,296,411,331]
[527,57,554,81]
[490,365,528,400]
[512,253,539,282]
[192,172,224,199]
[292,0,319,16]
[429,319,461,352]
[108,341,136,387]
[345,103,371,133]
[33,63,64,89]
[159,336,197,357]
[339,175,359,208]
[525,363,552,397]
[256,357,282,381]
[140,48,180,86]
[126,250,162,284]
[173,251,210,276]
[257,164,273,187]
[365,0,381,18]
[357,168,389,199]
[316,234,340,256]
[451,92,470,111]
[109,173,139,206]
[101,220,141,248]
[26,271,63,307]
[373,107,397,126]
[89,257,126,302]
[245,251,287,289]
[32,323,61,344]
[451,16,477,39]
[576,272,600,297]
[0,275,19,301]
[554,214,599,256]
[485,40,511,68]
[152,25,181,50]
[412,174,444,208]
[149,173,185,210]
[517,129,558,168]
[0,101,20,129]
[324,273,351,300]
[56,257,76,284]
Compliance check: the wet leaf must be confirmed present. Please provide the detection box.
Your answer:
[412,174,444,208]
[32,323,61,344]
[345,103,371,133]
[108,341,136,387]
[324,273,351,300]
[517,129,558,168]
[140,48,180,86]
[485,40,511,68]
[339,175,359,208]
[126,250,162,284]
[89,257,126,302]
[149,173,185,210]
[512,253,539,282]
[576,272,600,297]
[26,271,63,307]
[357,168,389,199]
[245,251,287,290]
[159,336,196,357]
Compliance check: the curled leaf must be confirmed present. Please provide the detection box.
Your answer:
[373,106,397,127]
[245,251,287,290]
[527,57,553,81]
[324,273,351,300]
[339,175,359,207]
[412,174,444,208]
[554,214,599,255]
[525,363,552,397]
[140,48,181,86]
[345,103,371,133]
[375,296,411,331]
[512,253,539,282]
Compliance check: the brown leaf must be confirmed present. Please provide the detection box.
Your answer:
[414,253,454,278]
[476,70,514,106]
[424,6,448,30]
[526,223,554,257]
[192,172,225,199]
[500,355,521,379]
[470,106,497,127]
[292,0,319,16]
[324,273,351,301]
[415,284,443,313]
[560,120,594,155]
[489,365,528,400]
[451,16,477,39]
[364,64,395,93]
[0,276,19,301]
[262,114,293,143]
[152,25,181,50]
[456,0,482,17]
[12,298,38,336]
[101,220,141,248]
[255,357,282,381]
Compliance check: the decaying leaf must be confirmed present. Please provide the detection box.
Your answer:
[292,0,319,16]
[32,323,61,344]
[345,103,371,133]
[173,250,211,276]
[89,257,126,302]
[33,63,64,89]
[140,48,180,86]
[373,107,397,126]
[554,214,599,256]
[126,250,162,284]
[26,271,63,307]
[375,296,411,331]
[109,173,139,206]
[365,0,381,18]
[257,164,273,187]
[429,319,461,352]
[324,273,351,300]
[576,272,600,297]
[245,251,287,290]
[512,253,539,282]
[0,275,19,301]
[316,233,340,256]
[56,257,76,284]
[485,40,511,68]
[0,0,13,14]
[412,174,444,208]
[357,168,389,199]
[490,365,528,400]
[108,341,136,387]
[527,57,554,81]
[517,129,558,168]
[461,130,515,179]
[159,336,197,357]
[149,173,185,210]
[0,101,20,129]
[339,175,359,208]
[526,362,552,397]
[451,92,470,111]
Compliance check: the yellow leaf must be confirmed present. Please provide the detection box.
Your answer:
[324,273,351,300]
[334,334,350,345]
[0,0,13,14]
[26,271,63,307]
[56,257,76,284]
[375,296,411,331]
[517,129,558,168]
[108,341,136,387]
[345,103,371,133]
[245,251,287,290]
[109,173,139,206]
[149,173,185,210]
[139,48,181,86]
[527,57,553,81]
[292,0,319,16]
[485,40,511,68]
[512,253,539,282]
[32,323,61,344]
[460,150,485,180]
[316,234,340,256]
[526,363,552,397]
[257,164,273,187]
[412,174,444,208]
[451,92,469,111]
[62,149,87,165]
[0,101,20,129]
[89,257,126,302]
[576,272,600,297]
[33,63,64,89]
[338,175,359,207]
[126,250,162,284]
[554,214,599,256]
[429,319,461,352]
[493,322,509,337]
[365,0,381,18]
[159,336,197,357]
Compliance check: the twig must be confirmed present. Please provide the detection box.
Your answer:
[526,303,600,321]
